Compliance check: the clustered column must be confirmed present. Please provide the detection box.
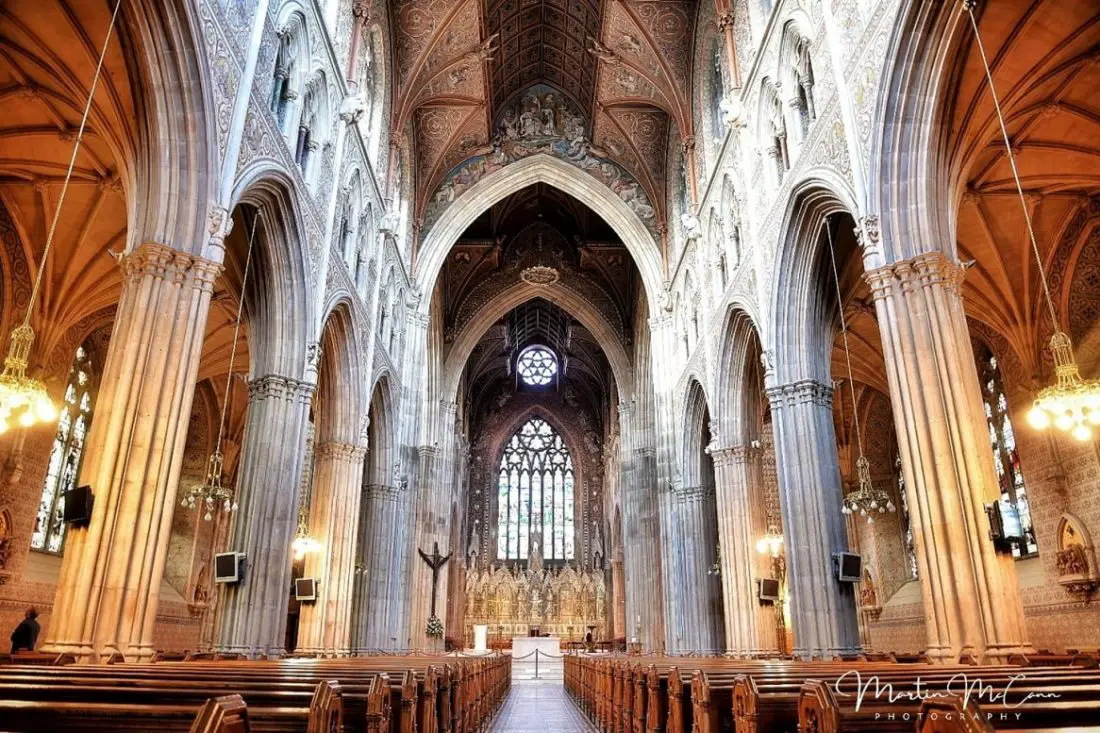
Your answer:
[216,375,314,658]
[671,483,723,653]
[42,244,220,663]
[865,251,1029,663]
[711,444,771,655]
[765,379,860,658]
[297,441,367,656]
[618,402,665,651]
[354,481,403,650]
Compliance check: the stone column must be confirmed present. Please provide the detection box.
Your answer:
[618,402,664,651]
[610,548,626,639]
[671,484,723,652]
[711,445,766,655]
[297,441,367,656]
[41,244,219,663]
[765,379,860,658]
[355,482,402,650]
[865,251,1029,663]
[215,374,314,658]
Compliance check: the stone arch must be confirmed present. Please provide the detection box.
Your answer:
[440,281,634,403]
[270,7,311,137]
[714,303,766,444]
[229,165,314,380]
[119,0,218,254]
[681,378,714,489]
[365,374,397,487]
[777,16,816,141]
[414,155,664,313]
[314,299,366,446]
[768,175,860,386]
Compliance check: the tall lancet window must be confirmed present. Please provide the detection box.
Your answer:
[31,345,97,554]
[978,346,1038,557]
[497,417,575,561]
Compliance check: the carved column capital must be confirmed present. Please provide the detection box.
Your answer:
[316,441,368,461]
[247,374,315,404]
[765,378,833,410]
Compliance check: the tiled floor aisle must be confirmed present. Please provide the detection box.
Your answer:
[490,682,597,732]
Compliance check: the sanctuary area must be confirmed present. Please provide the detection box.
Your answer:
[0,0,1099,730]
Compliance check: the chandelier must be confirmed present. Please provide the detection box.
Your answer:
[756,478,784,557]
[0,0,123,433]
[181,212,259,519]
[963,0,1100,442]
[291,500,321,561]
[842,455,895,522]
[823,215,896,524]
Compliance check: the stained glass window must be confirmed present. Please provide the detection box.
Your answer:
[31,345,96,554]
[895,454,918,580]
[496,417,575,561]
[978,347,1038,557]
[516,346,558,387]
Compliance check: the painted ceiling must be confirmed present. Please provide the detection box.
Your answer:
[389,0,697,243]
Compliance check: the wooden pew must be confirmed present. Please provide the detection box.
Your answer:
[190,695,252,733]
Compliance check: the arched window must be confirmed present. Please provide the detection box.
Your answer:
[978,346,1038,557]
[496,417,575,561]
[31,345,97,554]
[517,346,558,386]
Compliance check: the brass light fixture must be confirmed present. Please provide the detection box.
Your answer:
[822,216,895,523]
[962,0,1100,442]
[0,0,123,433]
[181,213,259,520]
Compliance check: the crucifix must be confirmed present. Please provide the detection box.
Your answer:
[418,541,453,618]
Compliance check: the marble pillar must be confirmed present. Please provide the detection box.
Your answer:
[216,374,314,658]
[671,483,723,653]
[618,402,664,651]
[766,379,860,658]
[711,444,772,655]
[865,251,1030,663]
[42,244,219,663]
[355,481,402,650]
[610,548,626,639]
[297,441,367,656]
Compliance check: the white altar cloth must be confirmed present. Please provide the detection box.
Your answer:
[511,636,560,659]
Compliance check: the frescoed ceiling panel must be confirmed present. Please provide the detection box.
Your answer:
[390,0,698,244]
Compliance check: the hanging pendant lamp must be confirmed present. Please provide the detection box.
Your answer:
[823,216,896,523]
[962,0,1100,441]
[0,0,124,433]
[181,212,259,520]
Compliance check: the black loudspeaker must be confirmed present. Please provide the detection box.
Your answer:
[295,577,318,602]
[62,485,94,526]
[832,552,863,582]
[985,502,1016,554]
[757,578,780,603]
[215,552,246,583]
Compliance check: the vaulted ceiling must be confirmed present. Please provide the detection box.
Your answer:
[389,0,697,242]
[949,0,1100,380]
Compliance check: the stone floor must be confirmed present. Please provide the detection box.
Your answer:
[490,682,596,732]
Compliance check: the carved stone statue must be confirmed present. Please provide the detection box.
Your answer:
[528,530,543,575]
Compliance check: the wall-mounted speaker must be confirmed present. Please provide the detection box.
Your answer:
[62,485,94,527]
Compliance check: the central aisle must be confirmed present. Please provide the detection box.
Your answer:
[491,682,596,732]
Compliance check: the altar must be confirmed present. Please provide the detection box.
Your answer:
[512,635,560,659]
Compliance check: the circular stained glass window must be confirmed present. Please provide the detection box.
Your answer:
[517,346,558,386]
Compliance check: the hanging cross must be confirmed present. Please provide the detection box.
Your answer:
[418,541,452,618]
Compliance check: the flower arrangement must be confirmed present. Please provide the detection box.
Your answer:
[426,615,444,638]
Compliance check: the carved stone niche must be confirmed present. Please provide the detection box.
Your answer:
[859,567,883,621]
[1055,513,1100,598]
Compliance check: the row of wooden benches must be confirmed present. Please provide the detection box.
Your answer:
[0,654,510,733]
[564,653,1100,732]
